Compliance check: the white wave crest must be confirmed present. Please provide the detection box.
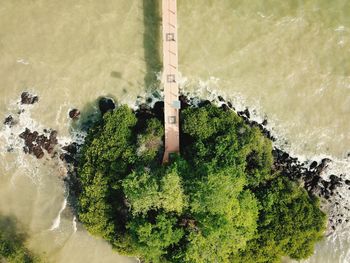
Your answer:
[49,198,67,231]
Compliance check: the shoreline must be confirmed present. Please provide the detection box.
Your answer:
[3,91,349,234]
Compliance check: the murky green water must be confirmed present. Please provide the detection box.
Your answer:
[0,0,349,262]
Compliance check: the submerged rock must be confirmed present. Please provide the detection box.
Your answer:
[98,97,115,115]
[21,92,39,105]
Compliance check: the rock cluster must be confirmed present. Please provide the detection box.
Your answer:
[272,149,339,197]
[60,142,78,166]
[19,128,58,159]
[21,92,39,105]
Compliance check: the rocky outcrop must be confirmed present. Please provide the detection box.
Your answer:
[21,92,39,105]
[60,142,79,166]
[19,128,58,159]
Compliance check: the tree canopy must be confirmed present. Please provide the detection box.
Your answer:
[0,216,41,263]
[76,103,326,263]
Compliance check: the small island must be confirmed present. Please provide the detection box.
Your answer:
[75,101,326,263]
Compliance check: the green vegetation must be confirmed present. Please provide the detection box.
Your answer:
[0,216,41,263]
[77,104,326,263]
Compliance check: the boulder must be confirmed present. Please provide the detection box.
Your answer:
[21,92,39,104]
[217,95,225,102]
[69,109,80,119]
[310,161,318,170]
[32,145,44,159]
[62,143,78,155]
[179,95,190,109]
[220,104,230,112]
[99,97,115,115]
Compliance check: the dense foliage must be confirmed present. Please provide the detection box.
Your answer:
[77,104,326,263]
[0,217,40,263]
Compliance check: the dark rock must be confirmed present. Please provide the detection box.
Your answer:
[62,143,78,155]
[322,180,330,188]
[310,161,318,170]
[60,153,76,164]
[23,146,29,154]
[21,92,39,104]
[262,119,268,126]
[32,145,44,159]
[314,158,332,174]
[250,120,259,127]
[198,100,211,107]
[179,95,190,109]
[330,174,341,183]
[281,152,290,160]
[244,108,250,119]
[49,130,58,142]
[345,180,350,186]
[36,134,47,145]
[4,115,16,127]
[69,109,80,119]
[227,101,233,108]
[98,97,115,115]
[19,128,31,139]
[139,103,151,111]
[217,96,225,102]
[324,191,330,199]
[220,104,230,112]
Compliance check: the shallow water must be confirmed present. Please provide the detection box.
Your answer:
[0,0,349,262]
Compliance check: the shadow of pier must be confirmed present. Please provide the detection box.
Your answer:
[143,0,162,91]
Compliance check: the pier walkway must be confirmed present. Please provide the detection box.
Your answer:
[162,0,180,163]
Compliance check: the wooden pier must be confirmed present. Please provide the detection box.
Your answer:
[162,0,180,163]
